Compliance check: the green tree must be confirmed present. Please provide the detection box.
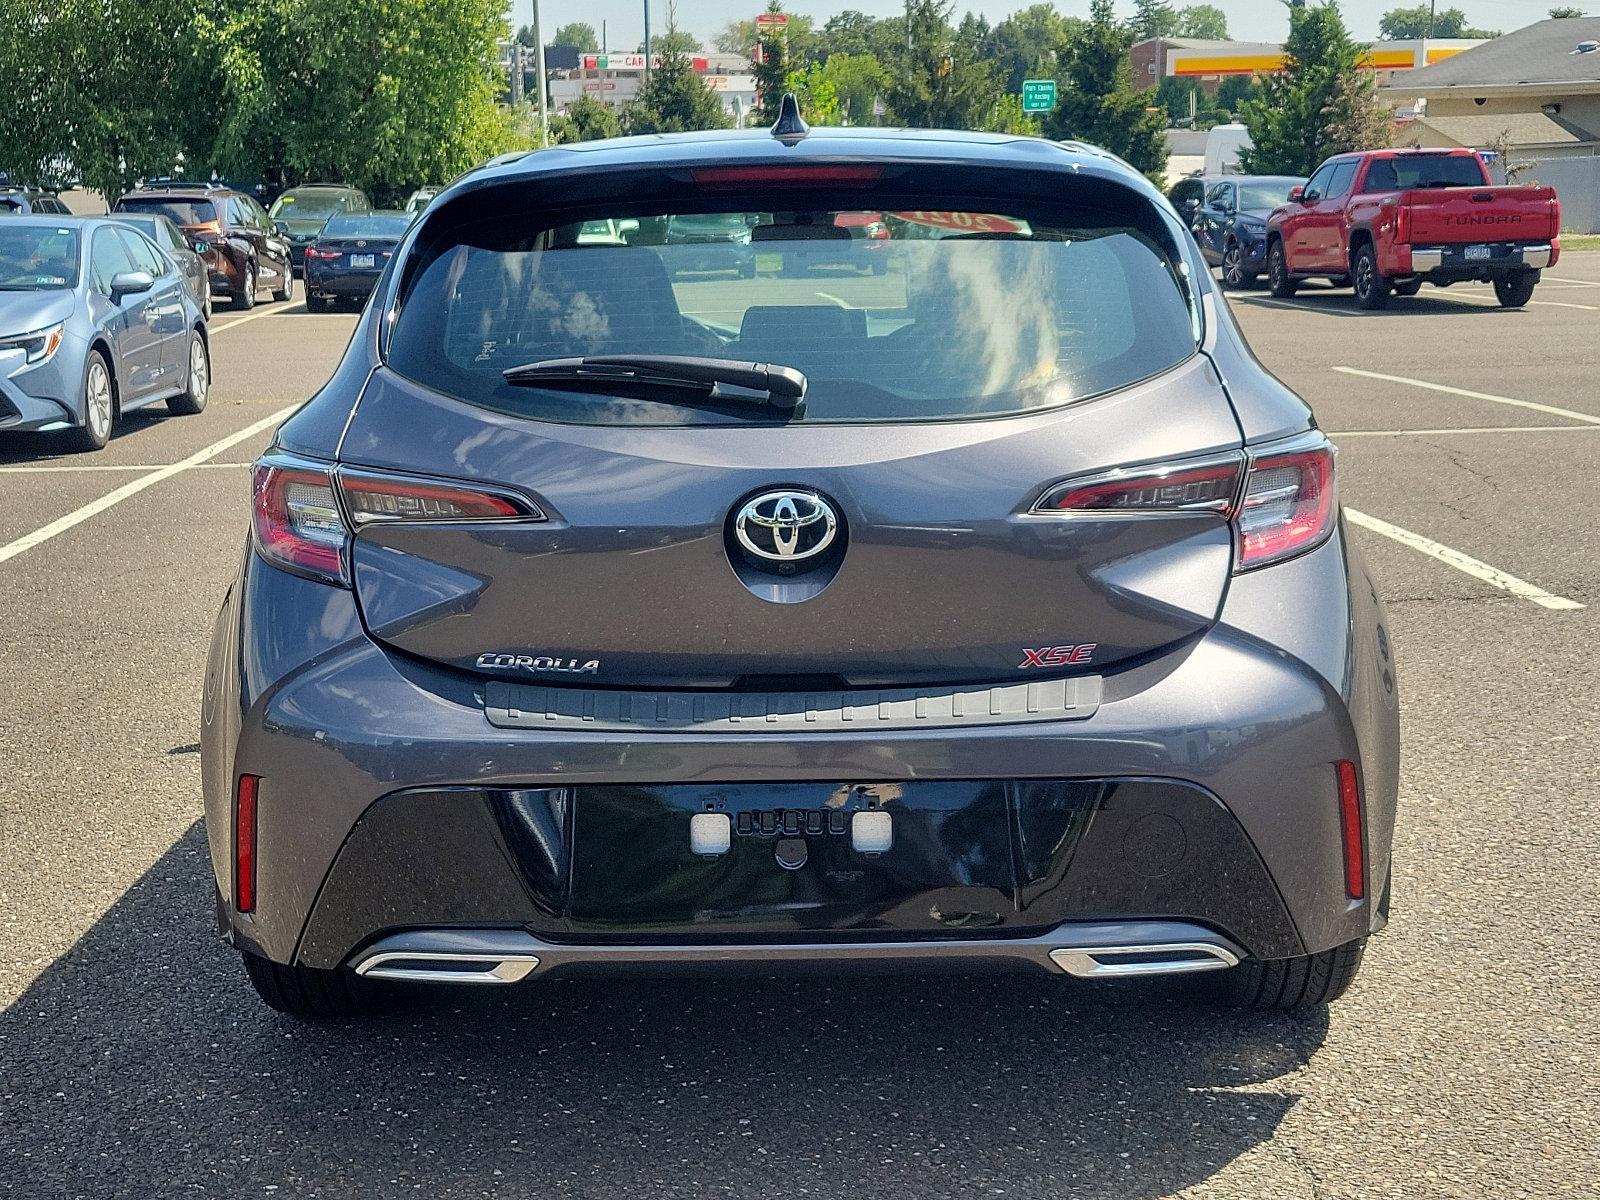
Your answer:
[786,62,842,124]
[817,53,889,124]
[1132,0,1180,40]
[551,22,600,51]
[751,2,794,123]
[638,29,702,56]
[203,0,515,198]
[814,11,903,64]
[715,6,817,63]
[1177,4,1230,38]
[987,4,1084,93]
[884,0,997,128]
[1238,1,1390,176]
[1216,73,1264,114]
[551,94,621,143]
[1548,5,1585,16]
[624,27,729,134]
[1377,6,1496,38]
[980,94,1042,134]
[1044,0,1168,182]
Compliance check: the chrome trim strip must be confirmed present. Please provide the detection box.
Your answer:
[1522,244,1553,269]
[347,921,1244,983]
[1049,942,1239,978]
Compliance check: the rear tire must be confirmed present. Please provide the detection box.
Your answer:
[1494,268,1539,308]
[166,330,210,415]
[1352,244,1391,310]
[307,294,330,313]
[241,953,385,1020]
[1267,240,1297,297]
[1199,937,1367,1011]
[272,265,294,303]
[235,263,256,310]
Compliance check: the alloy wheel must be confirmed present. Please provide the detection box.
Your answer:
[1223,245,1242,287]
[86,359,112,440]
[190,337,209,404]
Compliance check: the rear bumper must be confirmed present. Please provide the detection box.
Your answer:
[202,527,1399,975]
[1403,240,1554,277]
[306,269,381,298]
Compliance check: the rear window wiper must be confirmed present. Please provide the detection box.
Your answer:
[504,354,806,412]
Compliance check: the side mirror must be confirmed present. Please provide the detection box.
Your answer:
[191,240,211,254]
[109,270,154,301]
[1287,185,1305,202]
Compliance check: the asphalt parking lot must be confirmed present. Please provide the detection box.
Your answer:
[2,260,1598,1199]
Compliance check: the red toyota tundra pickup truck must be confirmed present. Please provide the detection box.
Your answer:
[1264,147,1561,310]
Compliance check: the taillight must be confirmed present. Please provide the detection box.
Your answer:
[1237,434,1337,570]
[235,774,259,913]
[1396,204,1411,245]
[1035,455,1243,515]
[1031,432,1336,572]
[304,246,340,260]
[250,455,540,586]
[1335,760,1365,900]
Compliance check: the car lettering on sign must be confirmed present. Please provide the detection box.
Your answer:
[1018,644,1097,669]
[1449,214,1522,226]
[476,652,600,675]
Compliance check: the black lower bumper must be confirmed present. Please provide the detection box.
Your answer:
[291,778,1305,969]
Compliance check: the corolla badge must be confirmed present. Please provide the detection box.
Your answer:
[734,490,839,562]
[477,653,599,675]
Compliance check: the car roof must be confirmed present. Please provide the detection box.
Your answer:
[281,185,360,195]
[452,127,1151,198]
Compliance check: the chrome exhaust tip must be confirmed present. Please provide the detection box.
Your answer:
[1049,942,1239,979]
[354,951,540,984]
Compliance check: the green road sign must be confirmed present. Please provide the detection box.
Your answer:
[1021,79,1057,113]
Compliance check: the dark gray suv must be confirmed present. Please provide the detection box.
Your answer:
[202,112,1399,1020]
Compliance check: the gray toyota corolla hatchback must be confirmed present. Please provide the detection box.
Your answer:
[202,110,1399,1020]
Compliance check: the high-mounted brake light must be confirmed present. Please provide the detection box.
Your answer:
[235,774,259,914]
[1335,760,1365,900]
[250,455,540,586]
[1237,435,1337,570]
[690,165,884,189]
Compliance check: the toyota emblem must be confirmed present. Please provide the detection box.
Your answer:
[734,490,839,563]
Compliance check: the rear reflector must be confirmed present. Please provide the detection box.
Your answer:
[1336,760,1365,900]
[235,774,259,913]
[690,165,883,189]
[1237,436,1337,570]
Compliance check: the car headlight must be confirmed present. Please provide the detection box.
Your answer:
[0,322,65,365]
[1237,222,1265,242]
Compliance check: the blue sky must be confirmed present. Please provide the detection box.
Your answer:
[511,0,1567,52]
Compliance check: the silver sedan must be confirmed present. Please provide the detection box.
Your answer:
[0,215,210,452]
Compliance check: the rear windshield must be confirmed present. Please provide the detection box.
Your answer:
[1366,154,1485,191]
[0,225,79,289]
[116,197,218,226]
[389,200,1198,426]
[323,214,410,238]
[271,190,352,221]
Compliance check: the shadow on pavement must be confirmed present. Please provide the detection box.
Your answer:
[1236,287,1518,318]
[0,824,1330,1198]
[0,408,187,465]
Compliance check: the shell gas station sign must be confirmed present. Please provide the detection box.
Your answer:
[1167,39,1478,79]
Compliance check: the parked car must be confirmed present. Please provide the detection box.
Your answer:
[303,211,410,311]
[832,210,891,274]
[203,121,1398,1021]
[0,216,209,452]
[267,185,371,274]
[110,212,212,319]
[114,183,294,310]
[403,187,441,218]
[0,185,71,216]
[1266,148,1561,309]
[662,211,756,277]
[1190,175,1305,289]
[1167,173,1208,219]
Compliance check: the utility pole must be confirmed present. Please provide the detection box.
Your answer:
[643,0,651,84]
[531,0,549,146]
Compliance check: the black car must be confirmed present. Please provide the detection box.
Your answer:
[268,185,372,274]
[114,183,294,309]
[303,211,410,310]
[663,211,756,277]
[1189,175,1305,289]
[109,212,212,319]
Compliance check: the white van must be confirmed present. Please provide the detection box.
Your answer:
[1204,123,1253,176]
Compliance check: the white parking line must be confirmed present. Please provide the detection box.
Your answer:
[1330,425,1600,438]
[0,461,247,473]
[1333,366,1600,426]
[0,406,294,566]
[208,303,307,334]
[1345,508,1584,611]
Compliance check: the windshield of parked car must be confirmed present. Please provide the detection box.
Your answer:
[0,225,79,289]
[390,200,1198,426]
[322,214,411,239]
[1366,154,1487,190]
[1238,180,1300,211]
[270,190,352,221]
[116,197,218,227]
